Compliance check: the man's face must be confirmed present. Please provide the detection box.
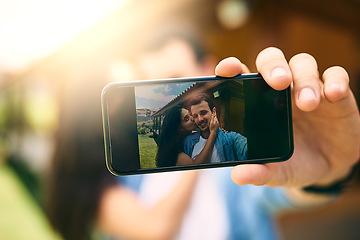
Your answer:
[190,100,213,132]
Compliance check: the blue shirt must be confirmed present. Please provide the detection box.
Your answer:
[118,167,297,240]
[183,128,248,162]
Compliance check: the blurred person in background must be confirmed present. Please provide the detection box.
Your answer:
[47,23,360,240]
[46,49,200,240]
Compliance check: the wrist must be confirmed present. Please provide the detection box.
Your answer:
[302,167,357,196]
[209,130,218,137]
[287,187,335,207]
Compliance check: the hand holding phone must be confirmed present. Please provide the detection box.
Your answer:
[223,49,359,190]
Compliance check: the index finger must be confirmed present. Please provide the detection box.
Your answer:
[256,47,292,90]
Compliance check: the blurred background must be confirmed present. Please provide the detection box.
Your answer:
[0,0,359,239]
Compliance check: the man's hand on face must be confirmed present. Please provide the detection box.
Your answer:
[215,47,360,189]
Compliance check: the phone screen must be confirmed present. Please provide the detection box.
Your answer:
[102,74,293,175]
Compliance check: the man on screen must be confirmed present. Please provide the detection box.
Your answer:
[183,92,248,162]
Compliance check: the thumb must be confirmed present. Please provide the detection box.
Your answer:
[231,164,275,186]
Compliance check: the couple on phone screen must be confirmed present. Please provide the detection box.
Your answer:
[156,91,248,167]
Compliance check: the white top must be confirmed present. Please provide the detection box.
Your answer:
[139,170,228,240]
[191,135,221,163]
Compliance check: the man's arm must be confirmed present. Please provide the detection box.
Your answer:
[231,132,248,161]
[215,47,360,205]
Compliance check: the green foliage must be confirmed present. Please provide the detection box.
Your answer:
[138,134,157,169]
[0,162,61,240]
[138,127,147,135]
[137,121,153,135]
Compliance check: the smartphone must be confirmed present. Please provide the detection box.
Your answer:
[102,73,293,175]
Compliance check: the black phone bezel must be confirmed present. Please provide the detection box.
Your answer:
[101,73,294,176]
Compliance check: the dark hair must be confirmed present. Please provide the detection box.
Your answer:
[46,70,117,240]
[186,92,214,111]
[155,105,184,167]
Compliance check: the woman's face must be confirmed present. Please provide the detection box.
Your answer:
[180,108,195,132]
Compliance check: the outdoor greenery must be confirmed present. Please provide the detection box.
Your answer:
[137,121,153,135]
[138,134,157,169]
[0,162,61,240]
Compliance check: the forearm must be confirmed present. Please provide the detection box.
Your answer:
[285,187,335,208]
[177,132,217,166]
[192,132,216,164]
[285,167,356,208]
[97,171,199,240]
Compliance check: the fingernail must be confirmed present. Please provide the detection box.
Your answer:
[298,88,316,102]
[271,67,288,78]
